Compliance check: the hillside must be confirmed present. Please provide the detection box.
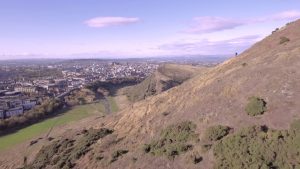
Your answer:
[2,20,300,169]
[125,64,209,102]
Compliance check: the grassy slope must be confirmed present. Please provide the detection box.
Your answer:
[90,20,300,169]
[125,64,208,102]
[108,96,119,113]
[0,102,104,151]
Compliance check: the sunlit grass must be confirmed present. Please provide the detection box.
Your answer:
[108,96,119,113]
[0,102,104,151]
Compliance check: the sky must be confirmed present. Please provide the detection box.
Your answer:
[0,0,300,59]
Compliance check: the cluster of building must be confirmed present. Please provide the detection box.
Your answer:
[0,90,37,119]
[62,62,158,82]
[0,61,159,119]
[0,79,81,119]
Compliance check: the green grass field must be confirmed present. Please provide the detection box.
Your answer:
[108,96,119,113]
[0,102,104,151]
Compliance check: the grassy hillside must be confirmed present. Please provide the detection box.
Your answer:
[3,20,300,169]
[125,64,209,102]
[108,96,119,113]
[86,20,300,169]
[0,103,104,151]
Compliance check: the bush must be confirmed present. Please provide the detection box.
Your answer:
[245,97,266,116]
[64,89,96,106]
[213,121,300,169]
[204,125,230,141]
[110,150,128,163]
[23,128,113,169]
[279,36,290,44]
[143,121,197,158]
[162,111,170,116]
[0,99,63,133]
[143,144,151,153]
[272,28,279,34]
[186,151,202,164]
[200,144,212,152]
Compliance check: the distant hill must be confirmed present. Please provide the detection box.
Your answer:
[2,20,300,169]
[125,63,209,102]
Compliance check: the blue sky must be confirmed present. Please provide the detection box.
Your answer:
[0,0,300,59]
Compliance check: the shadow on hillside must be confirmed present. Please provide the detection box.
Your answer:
[86,78,140,97]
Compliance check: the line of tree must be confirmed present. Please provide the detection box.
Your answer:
[0,99,63,133]
[86,78,141,95]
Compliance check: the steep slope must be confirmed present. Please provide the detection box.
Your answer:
[95,20,300,168]
[113,20,300,132]
[5,20,300,169]
[125,63,208,102]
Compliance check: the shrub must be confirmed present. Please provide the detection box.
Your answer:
[162,111,170,116]
[186,151,203,164]
[0,99,63,133]
[0,120,8,130]
[279,36,290,44]
[95,156,104,161]
[143,144,151,153]
[110,150,128,163]
[200,144,212,152]
[272,28,279,34]
[204,125,230,141]
[78,97,86,105]
[23,128,113,169]
[71,128,114,160]
[186,151,202,164]
[213,122,300,169]
[132,157,138,162]
[160,121,196,143]
[245,97,266,116]
[143,121,197,158]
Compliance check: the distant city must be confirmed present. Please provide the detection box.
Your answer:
[0,56,227,119]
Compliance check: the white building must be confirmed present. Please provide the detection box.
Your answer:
[0,110,4,119]
[15,86,38,94]
[22,100,36,110]
[5,107,24,118]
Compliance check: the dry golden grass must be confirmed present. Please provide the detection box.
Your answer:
[2,20,300,169]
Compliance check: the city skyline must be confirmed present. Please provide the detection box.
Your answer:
[0,0,300,59]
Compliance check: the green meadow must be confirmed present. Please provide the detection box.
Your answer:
[108,96,119,113]
[0,102,104,151]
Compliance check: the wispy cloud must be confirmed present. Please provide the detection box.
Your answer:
[185,10,300,34]
[159,35,262,55]
[0,35,262,59]
[185,17,244,33]
[268,10,300,21]
[85,17,140,28]
[249,10,300,23]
